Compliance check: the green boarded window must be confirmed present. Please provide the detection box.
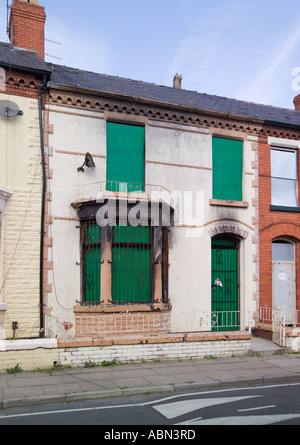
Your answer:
[112,225,151,303]
[107,122,145,193]
[212,137,243,201]
[83,223,101,304]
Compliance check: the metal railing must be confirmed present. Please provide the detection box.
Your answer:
[259,307,300,327]
[77,181,172,205]
[199,311,252,333]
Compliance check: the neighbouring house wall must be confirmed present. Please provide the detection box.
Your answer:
[0,93,42,339]
[258,133,300,316]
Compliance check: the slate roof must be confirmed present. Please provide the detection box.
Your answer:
[0,43,51,75]
[1,42,300,128]
[46,63,300,128]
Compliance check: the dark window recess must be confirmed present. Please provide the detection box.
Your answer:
[81,221,169,306]
[162,228,169,304]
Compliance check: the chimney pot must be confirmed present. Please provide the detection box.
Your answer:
[173,73,182,89]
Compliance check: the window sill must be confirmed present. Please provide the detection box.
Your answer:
[210,199,249,208]
[74,302,171,314]
[270,205,300,213]
[0,303,7,312]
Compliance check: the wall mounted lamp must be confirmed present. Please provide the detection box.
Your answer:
[77,153,96,172]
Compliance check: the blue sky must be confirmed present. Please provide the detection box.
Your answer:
[1,0,300,109]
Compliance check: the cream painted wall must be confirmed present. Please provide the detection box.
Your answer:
[146,124,257,333]
[47,106,258,337]
[47,107,107,337]
[0,93,42,339]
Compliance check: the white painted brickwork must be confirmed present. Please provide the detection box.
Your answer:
[0,95,42,339]
[58,340,250,367]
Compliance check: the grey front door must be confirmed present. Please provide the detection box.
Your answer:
[272,241,296,324]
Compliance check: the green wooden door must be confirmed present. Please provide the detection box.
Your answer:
[211,238,240,331]
[112,226,151,303]
[84,224,101,304]
[106,122,145,192]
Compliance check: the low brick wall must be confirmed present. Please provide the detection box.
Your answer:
[57,332,251,367]
[0,333,251,372]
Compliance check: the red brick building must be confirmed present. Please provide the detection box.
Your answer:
[258,120,300,339]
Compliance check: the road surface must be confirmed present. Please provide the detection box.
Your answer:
[0,382,300,428]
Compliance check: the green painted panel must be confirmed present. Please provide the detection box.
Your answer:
[112,226,151,303]
[211,240,239,331]
[84,225,101,303]
[106,122,145,192]
[114,225,151,244]
[213,137,243,202]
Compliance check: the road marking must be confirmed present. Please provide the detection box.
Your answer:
[154,396,262,419]
[0,382,300,421]
[178,414,300,426]
[238,405,276,413]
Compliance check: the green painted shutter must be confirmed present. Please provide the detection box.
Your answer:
[106,122,145,192]
[112,226,151,303]
[211,238,239,331]
[84,224,101,303]
[213,137,243,201]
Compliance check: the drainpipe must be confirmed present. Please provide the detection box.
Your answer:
[38,74,47,338]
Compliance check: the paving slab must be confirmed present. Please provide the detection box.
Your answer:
[1,339,300,410]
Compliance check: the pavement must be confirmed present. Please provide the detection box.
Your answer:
[1,338,300,410]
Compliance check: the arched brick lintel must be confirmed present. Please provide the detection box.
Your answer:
[208,224,249,240]
[261,223,300,243]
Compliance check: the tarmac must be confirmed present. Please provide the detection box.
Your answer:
[1,337,300,410]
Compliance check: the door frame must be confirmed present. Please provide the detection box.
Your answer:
[211,234,241,331]
[272,238,296,324]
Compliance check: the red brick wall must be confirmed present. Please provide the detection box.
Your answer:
[258,133,300,312]
[9,0,46,61]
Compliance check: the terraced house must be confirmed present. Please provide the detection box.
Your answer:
[1,0,300,370]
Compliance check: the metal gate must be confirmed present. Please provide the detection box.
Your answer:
[211,236,240,331]
[272,307,286,347]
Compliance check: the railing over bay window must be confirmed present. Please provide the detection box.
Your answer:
[76,181,172,206]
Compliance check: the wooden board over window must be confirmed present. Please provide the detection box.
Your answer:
[212,137,243,202]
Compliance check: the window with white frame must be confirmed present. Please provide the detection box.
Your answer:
[271,148,298,207]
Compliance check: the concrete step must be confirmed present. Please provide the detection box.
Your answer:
[250,337,285,357]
